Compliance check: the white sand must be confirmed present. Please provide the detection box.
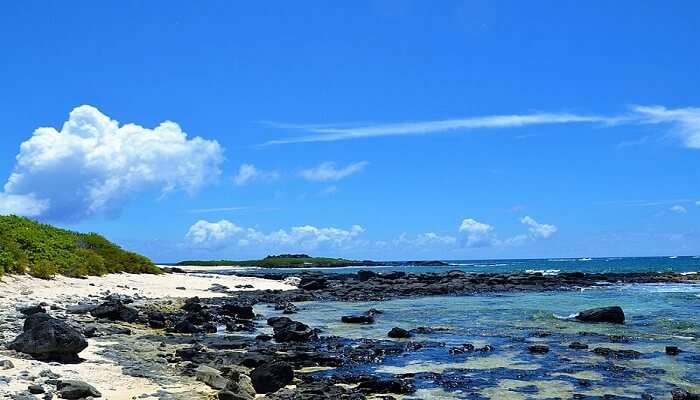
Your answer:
[0,272,296,399]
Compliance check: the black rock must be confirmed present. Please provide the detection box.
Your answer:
[222,303,255,320]
[341,315,374,324]
[592,347,641,359]
[357,270,377,281]
[9,315,87,362]
[28,385,45,394]
[18,305,46,316]
[357,377,415,394]
[387,327,411,339]
[90,300,139,322]
[666,346,682,355]
[527,344,550,354]
[273,320,315,342]
[250,361,294,394]
[182,297,204,312]
[575,306,625,324]
[299,279,327,291]
[56,380,102,399]
[569,342,589,350]
[672,389,700,400]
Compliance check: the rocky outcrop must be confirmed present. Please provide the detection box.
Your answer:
[56,380,102,399]
[267,317,315,342]
[250,361,294,394]
[387,327,411,338]
[9,314,87,362]
[575,306,625,324]
[90,299,139,322]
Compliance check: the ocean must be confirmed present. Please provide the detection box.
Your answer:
[239,256,700,398]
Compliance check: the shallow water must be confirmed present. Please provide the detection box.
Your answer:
[258,283,700,399]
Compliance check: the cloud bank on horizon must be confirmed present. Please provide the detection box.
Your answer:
[185,216,557,254]
[0,105,224,221]
[262,105,700,149]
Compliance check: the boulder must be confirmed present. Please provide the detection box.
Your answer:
[90,300,139,322]
[221,303,255,320]
[272,320,315,343]
[575,306,625,324]
[527,344,550,354]
[666,346,682,356]
[672,389,700,400]
[9,315,87,362]
[56,380,101,399]
[357,270,376,282]
[387,327,411,339]
[18,305,46,316]
[196,365,229,390]
[341,315,374,324]
[592,347,641,359]
[569,342,589,350]
[250,361,294,394]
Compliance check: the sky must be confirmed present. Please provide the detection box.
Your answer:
[0,1,699,262]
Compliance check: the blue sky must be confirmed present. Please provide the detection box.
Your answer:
[1,1,698,262]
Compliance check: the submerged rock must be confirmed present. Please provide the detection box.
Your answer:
[672,389,700,400]
[592,347,641,359]
[341,315,374,324]
[9,314,87,362]
[666,346,682,355]
[569,342,589,350]
[250,361,294,394]
[527,344,550,354]
[575,306,625,324]
[387,327,411,339]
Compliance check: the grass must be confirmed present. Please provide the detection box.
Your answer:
[0,215,160,278]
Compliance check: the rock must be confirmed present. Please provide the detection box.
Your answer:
[9,315,87,362]
[299,279,327,291]
[250,361,294,394]
[592,347,641,359]
[341,315,374,324]
[357,377,415,394]
[575,306,625,324]
[273,320,315,343]
[18,305,46,316]
[449,343,475,355]
[387,327,411,339]
[182,297,204,312]
[0,359,14,369]
[672,389,700,400]
[173,319,200,334]
[218,390,251,400]
[28,385,45,394]
[56,380,101,399]
[666,346,682,355]
[90,300,139,322]
[196,365,229,390]
[357,270,376,281]
[569,342,589,350]
[220,365,255,399]
[527,344,550,354]
[221,303,255,320]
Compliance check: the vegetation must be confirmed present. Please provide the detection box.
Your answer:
[0,215,160,278]
[177,254,362,268]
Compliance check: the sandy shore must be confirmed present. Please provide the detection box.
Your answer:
[0,272,296,399]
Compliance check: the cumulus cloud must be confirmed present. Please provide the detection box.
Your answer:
[299,161,368,182]
[186,219,365,251]
[458,218,495,247]
[457,216,557,248]
[670,205,687,214]
[233,164,279,186]
[0,105,223,221]
[394,232,457,248]
[520,216,558,238]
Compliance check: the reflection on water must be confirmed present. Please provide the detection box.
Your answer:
[257,283,700,398]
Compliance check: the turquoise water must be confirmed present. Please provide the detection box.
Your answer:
[257,282,700,399]
[220,256,700,275]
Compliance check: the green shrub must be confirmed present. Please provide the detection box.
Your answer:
[0,215,160,278]
[29,260,58,279]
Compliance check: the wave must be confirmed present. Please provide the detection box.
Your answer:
[525,269,561,276]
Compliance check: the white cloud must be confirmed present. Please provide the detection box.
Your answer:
[299,161,368,182]
[262,105,700,149]
[186,219,365,251]
[670,205,687,214]
[633,106,700,149]
[457,216,557,248]
[233,164,279,186]
[459,218,496,247]
[0,105,223,221]
[696,201,700,206]
[0,194,49,217]
[263,113,618,145]
[394,232,457,247]
[520,216,558,238]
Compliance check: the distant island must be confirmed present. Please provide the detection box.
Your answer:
[175,254,449,268]
[0,215,160,278]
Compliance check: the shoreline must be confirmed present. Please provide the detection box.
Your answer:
[1,270,698,399]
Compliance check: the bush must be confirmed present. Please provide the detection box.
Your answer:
[29,260,59,279]
[0,215,160,278]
